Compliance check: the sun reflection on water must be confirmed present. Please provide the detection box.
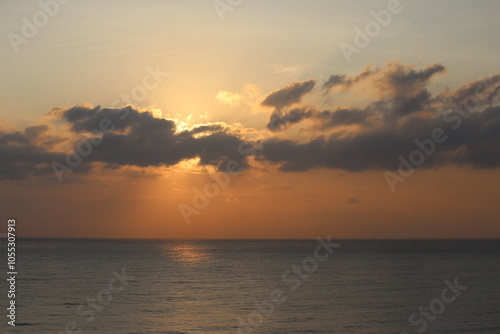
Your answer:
[166,243,211,263]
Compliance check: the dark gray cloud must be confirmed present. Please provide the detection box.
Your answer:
[449,74,500,107]
[267,107,372,131]
[323,66,373,91]
[1,63,499,181]
[0,125,74,180]
[320,108,371,128]
[58,106,250,170]
[385,64,445,117]
[270,64,448,132]
[260,66,500,171]
[323,63,445,118]
[259,105,500,172]
[0,106,251,181]
[323,74,347,91]
[386,64,445,90]
[267,107,314,131]
[262,79,316,109]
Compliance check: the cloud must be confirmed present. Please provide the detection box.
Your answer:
[268,63,446,132]
[0,106,254,181]
[2,62,500,182]
[346,197,360,204]
[267,107,315,131]
[261,79,316,109]
[267,106,372,131]
[270,64,302,75]
[323,65,374,91]
[215,83,265,114]
[446,74,500,107]
[58,106,251,169]
[215,91,242,106]
[259,105,500,172]
[324,63,445,118]
[0,125,76,180]
[258,63,500,171]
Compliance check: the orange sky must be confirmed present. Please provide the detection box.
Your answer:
[2,166,499,239]
[1,1,500,239]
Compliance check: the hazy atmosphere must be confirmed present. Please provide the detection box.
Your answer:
[1,1,500,334]
[1,0,499,239]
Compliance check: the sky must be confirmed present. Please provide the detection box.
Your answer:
[1,0,499,239]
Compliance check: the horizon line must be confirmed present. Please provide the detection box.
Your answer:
[9,237,500,241]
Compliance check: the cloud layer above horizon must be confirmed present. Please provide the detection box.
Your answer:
[1,62,500,181]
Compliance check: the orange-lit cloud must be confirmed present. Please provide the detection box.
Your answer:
[1,62,499,182]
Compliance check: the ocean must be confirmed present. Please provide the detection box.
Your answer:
[1,239,499,333]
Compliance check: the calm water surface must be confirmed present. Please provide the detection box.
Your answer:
[1,239,499,333]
